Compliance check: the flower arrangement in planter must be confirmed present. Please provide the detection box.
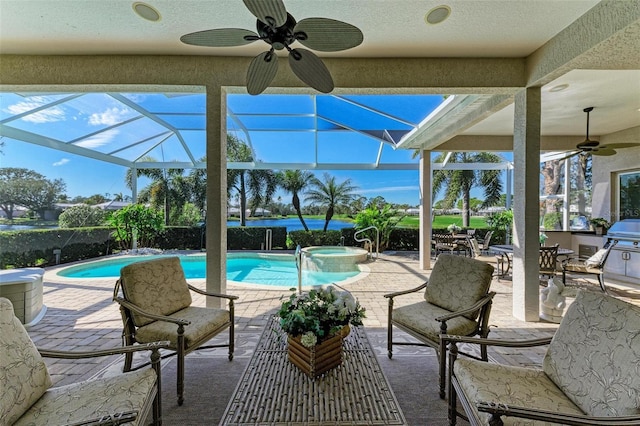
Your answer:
[278,285,366,377]
[589,218,611,235]
[447,223,462,234]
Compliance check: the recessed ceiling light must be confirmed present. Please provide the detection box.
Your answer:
[425,5,451,25]
[549,84,569,92]
[133,2,161,22]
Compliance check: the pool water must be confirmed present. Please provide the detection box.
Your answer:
[57,253,361,287]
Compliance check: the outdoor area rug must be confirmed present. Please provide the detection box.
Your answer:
[218,316,407,425]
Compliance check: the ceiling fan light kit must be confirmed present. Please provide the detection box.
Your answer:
[180,0,364,95]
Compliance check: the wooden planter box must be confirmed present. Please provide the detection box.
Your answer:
[287,332,344,378]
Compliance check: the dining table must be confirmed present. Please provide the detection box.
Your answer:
[489,244,574,277]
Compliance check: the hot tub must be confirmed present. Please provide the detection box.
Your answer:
[301,246,369,273]
[0,268,46,327]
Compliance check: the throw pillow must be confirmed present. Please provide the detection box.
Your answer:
[585,248,607,267]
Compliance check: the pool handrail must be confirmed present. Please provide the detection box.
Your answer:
[295,244,302,294]
[354,226,379,259]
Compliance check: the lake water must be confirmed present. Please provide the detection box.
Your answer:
[227,218,353,231]
[0,218,352,232]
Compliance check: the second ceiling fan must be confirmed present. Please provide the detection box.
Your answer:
[180,0,364,95]
[558,107,640,161]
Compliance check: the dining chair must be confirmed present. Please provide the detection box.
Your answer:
[539,243,560,278]
[478,230,494,254]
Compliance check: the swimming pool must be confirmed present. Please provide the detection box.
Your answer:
[56,252,364,287]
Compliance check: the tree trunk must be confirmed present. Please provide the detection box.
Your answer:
[323,206,334,232]
[240,174,247,226]
[462,190,471,227]
[292,192,309,231]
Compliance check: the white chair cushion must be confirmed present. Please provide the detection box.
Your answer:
[543,290,640,416]
[135,305,230,348]
[14,368,156,426]
[392,301,478,341]
[584,248,607,267]
[454,358,584,425]
[0,297,52,425]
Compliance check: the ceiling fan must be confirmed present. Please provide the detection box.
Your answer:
[556,107,640,161]
[180,0,364,95]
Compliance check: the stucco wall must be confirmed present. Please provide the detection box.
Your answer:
[592,126,640,221]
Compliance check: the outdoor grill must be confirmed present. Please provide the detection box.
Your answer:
[604,219,640,282]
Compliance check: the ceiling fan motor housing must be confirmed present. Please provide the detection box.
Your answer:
[257,13,298,50]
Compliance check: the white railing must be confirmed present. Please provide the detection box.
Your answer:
[295,244,303,294]
[265,228,272,251]
[354,226,379,259]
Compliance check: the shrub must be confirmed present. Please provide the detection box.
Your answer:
[107,204,164,250]
[353,205,404,252]
[58,205,105,228]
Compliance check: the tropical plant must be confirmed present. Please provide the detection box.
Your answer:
[227,135,279,226]
[279,169,314,231]
[58,205,105,228]
[589,217,611,229]
[432,152,503,227]
[486,209,513,244]
[305,172,358,232]
[277,286,366,347]
[125,156,187,226]
[354,204,404,252]
[107,204,164,250]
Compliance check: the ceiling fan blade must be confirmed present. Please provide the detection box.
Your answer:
[180,28,258,47]
[288,48,334,93]
[246,51,279,95]
[591,148,617,156]
[598,142,640,150]
[243,0,287,28]
[294,18,364,52]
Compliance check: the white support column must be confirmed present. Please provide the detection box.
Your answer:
[419,150,432,270]
[563,158,571,230]
[512,87,542,322]
[205,86,227,308]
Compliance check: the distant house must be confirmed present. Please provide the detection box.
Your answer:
[404,208,420,216]
[94,201,131,211]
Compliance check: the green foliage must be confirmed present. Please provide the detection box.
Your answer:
[170,202,202,226]
[353,204,404,251]
[486,209,513,244]
[58,205,106,228]
[542,212,563,231]
[287,230,342,248]
[107,204,164,250]
[0,167,66,220]
[0,227,113,269]
[226,226,288,250]
[277,286,366,345]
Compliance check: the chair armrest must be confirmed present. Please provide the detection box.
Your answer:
[442,334,552,348]
[434,292,495,323]
[476,401,640,426]
[187,284,239,300]
[64,410,138,426]
[38,341,171,359]
[384,282,428,299]
[113,296,191,326]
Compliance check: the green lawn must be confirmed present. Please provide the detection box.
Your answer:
[398,215,489,229]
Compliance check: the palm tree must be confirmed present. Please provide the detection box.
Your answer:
[279,170,314,231]
[306,172,358,231]
[227,135,279,226]
[432,152,503,227]
[126,156,186,226]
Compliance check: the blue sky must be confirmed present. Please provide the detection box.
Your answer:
[0,92,505,207]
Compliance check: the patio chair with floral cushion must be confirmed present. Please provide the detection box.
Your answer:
[113,256,238,406]
[0,297,169,426]
[444,289,640,425]
[384,254,495,399]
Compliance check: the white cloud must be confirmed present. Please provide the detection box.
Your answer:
[88,107,132,126]
[53,158,70,167]
[75,128,119,149]
[6,97,66,123]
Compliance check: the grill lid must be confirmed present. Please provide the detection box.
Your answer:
[607,219,640,239]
